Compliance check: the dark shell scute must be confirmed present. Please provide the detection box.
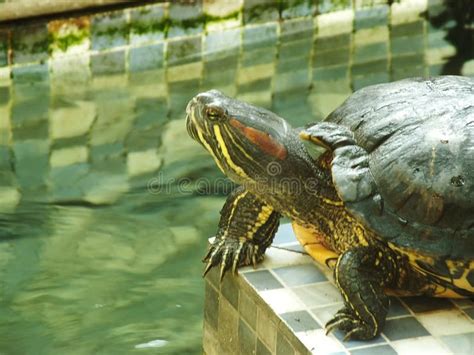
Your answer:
[325,76,474,259]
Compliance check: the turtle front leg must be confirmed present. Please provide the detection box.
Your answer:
[326,245,398,340]
[203,186,281,280]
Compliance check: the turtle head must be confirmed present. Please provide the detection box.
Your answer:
[186,90,318,197]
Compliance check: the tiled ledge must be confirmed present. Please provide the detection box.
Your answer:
[203,224,474,355]
[0,0,130,22]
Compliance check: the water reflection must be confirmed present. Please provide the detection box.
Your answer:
[0,3,469,353]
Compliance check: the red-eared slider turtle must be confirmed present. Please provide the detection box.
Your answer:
[185,76,474,340]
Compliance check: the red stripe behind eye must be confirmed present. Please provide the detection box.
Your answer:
[229,119,288,160]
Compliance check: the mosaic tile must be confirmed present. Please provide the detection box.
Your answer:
[221,273,240,310]
[280,0,315,20]
[391,20,424,38]
[280,310,321,333]
[257,308,277,352]
[48,17,90,56]
[386,297,411,318]
[204,0,242,31]
[11,23,49,64]
[318,0,352,14]
[239,289,257,330]
[391,0,427,24]
[391,34,425,55]
[354,42,388,62]
[168,0,204,38]
[440,332,474,355]
[280,18,314,43]
[391,52,425,69]
[244,270,284,291]
[355,5,389,30]
[91,11,128,50]
[315,32,351,51]
[0,30,8,67]
[452,298,474,309]
[391,336,452,355]
[11,62,49,87]
[281,243,306,254]
[0,85,8,105]
[402,296,454,313]
[204,28,241,60]
[333,329,386,349]
[49,163,89,201]
[316,9,354,37]
[50,54,91,97]
[273,223,297,245]
[242,22,278,50]
[313,66,350,82]
[313,47,351,68]
[273,264,327,287]
[276,332,295,355]
[256,338,272,355]
[293,282,342,309]
[243,0,279,24]
[417,308,474,336]
[260,288,306,314]
[241,48,276,67]
[129,4,166,46]
[167,35,202,67]
[49,100,95,140]
[296,328,344,354]
[383,316,430,341]
[129,43,164,72]
[349,344,397,355]
[352,71,389,90]
[464,307,474,320]
[90,50,126,76]
[217,296,240,353]
[126,149,161,177]
[11,96,48,127]
[203,321,220,355]
[239,318,257,355]
[12,140,49,191]
[49,145,88,168]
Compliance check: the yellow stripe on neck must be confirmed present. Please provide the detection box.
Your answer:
[197,129,226,174]
[213,125,249,179]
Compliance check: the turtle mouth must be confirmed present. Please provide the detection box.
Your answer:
[186,113,199,141]
[186,98,200,141]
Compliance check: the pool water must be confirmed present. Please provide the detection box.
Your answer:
[0,2,472,354]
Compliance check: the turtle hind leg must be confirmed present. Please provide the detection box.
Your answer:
[326,245,398,340]
[203,186,280,280]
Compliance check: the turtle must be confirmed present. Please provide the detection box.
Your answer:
[185,75,474,340]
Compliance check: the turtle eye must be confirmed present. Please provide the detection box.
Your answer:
[206,106,226,121]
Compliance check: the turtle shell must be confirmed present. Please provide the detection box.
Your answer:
[323,76,474,261]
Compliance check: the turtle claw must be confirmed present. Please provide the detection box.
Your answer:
[202,237,263,281]
[325,307,377,341]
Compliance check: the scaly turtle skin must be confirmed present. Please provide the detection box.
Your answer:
[186,76,474,341]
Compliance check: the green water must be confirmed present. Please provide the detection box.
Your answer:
[0,6,470,354]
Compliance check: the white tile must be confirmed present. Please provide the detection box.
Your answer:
[417,309,474,336]
[316,10,354,37]
[293,282,343,309]
[260,288,306,314]
[391,0,428,25]
[127,149,162,176]
[391,336,452,355]
[296,329,344,354]
[50,146,88,167]
[260,246,313,269]
[0,187,20,212]
[50,100,96,139]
